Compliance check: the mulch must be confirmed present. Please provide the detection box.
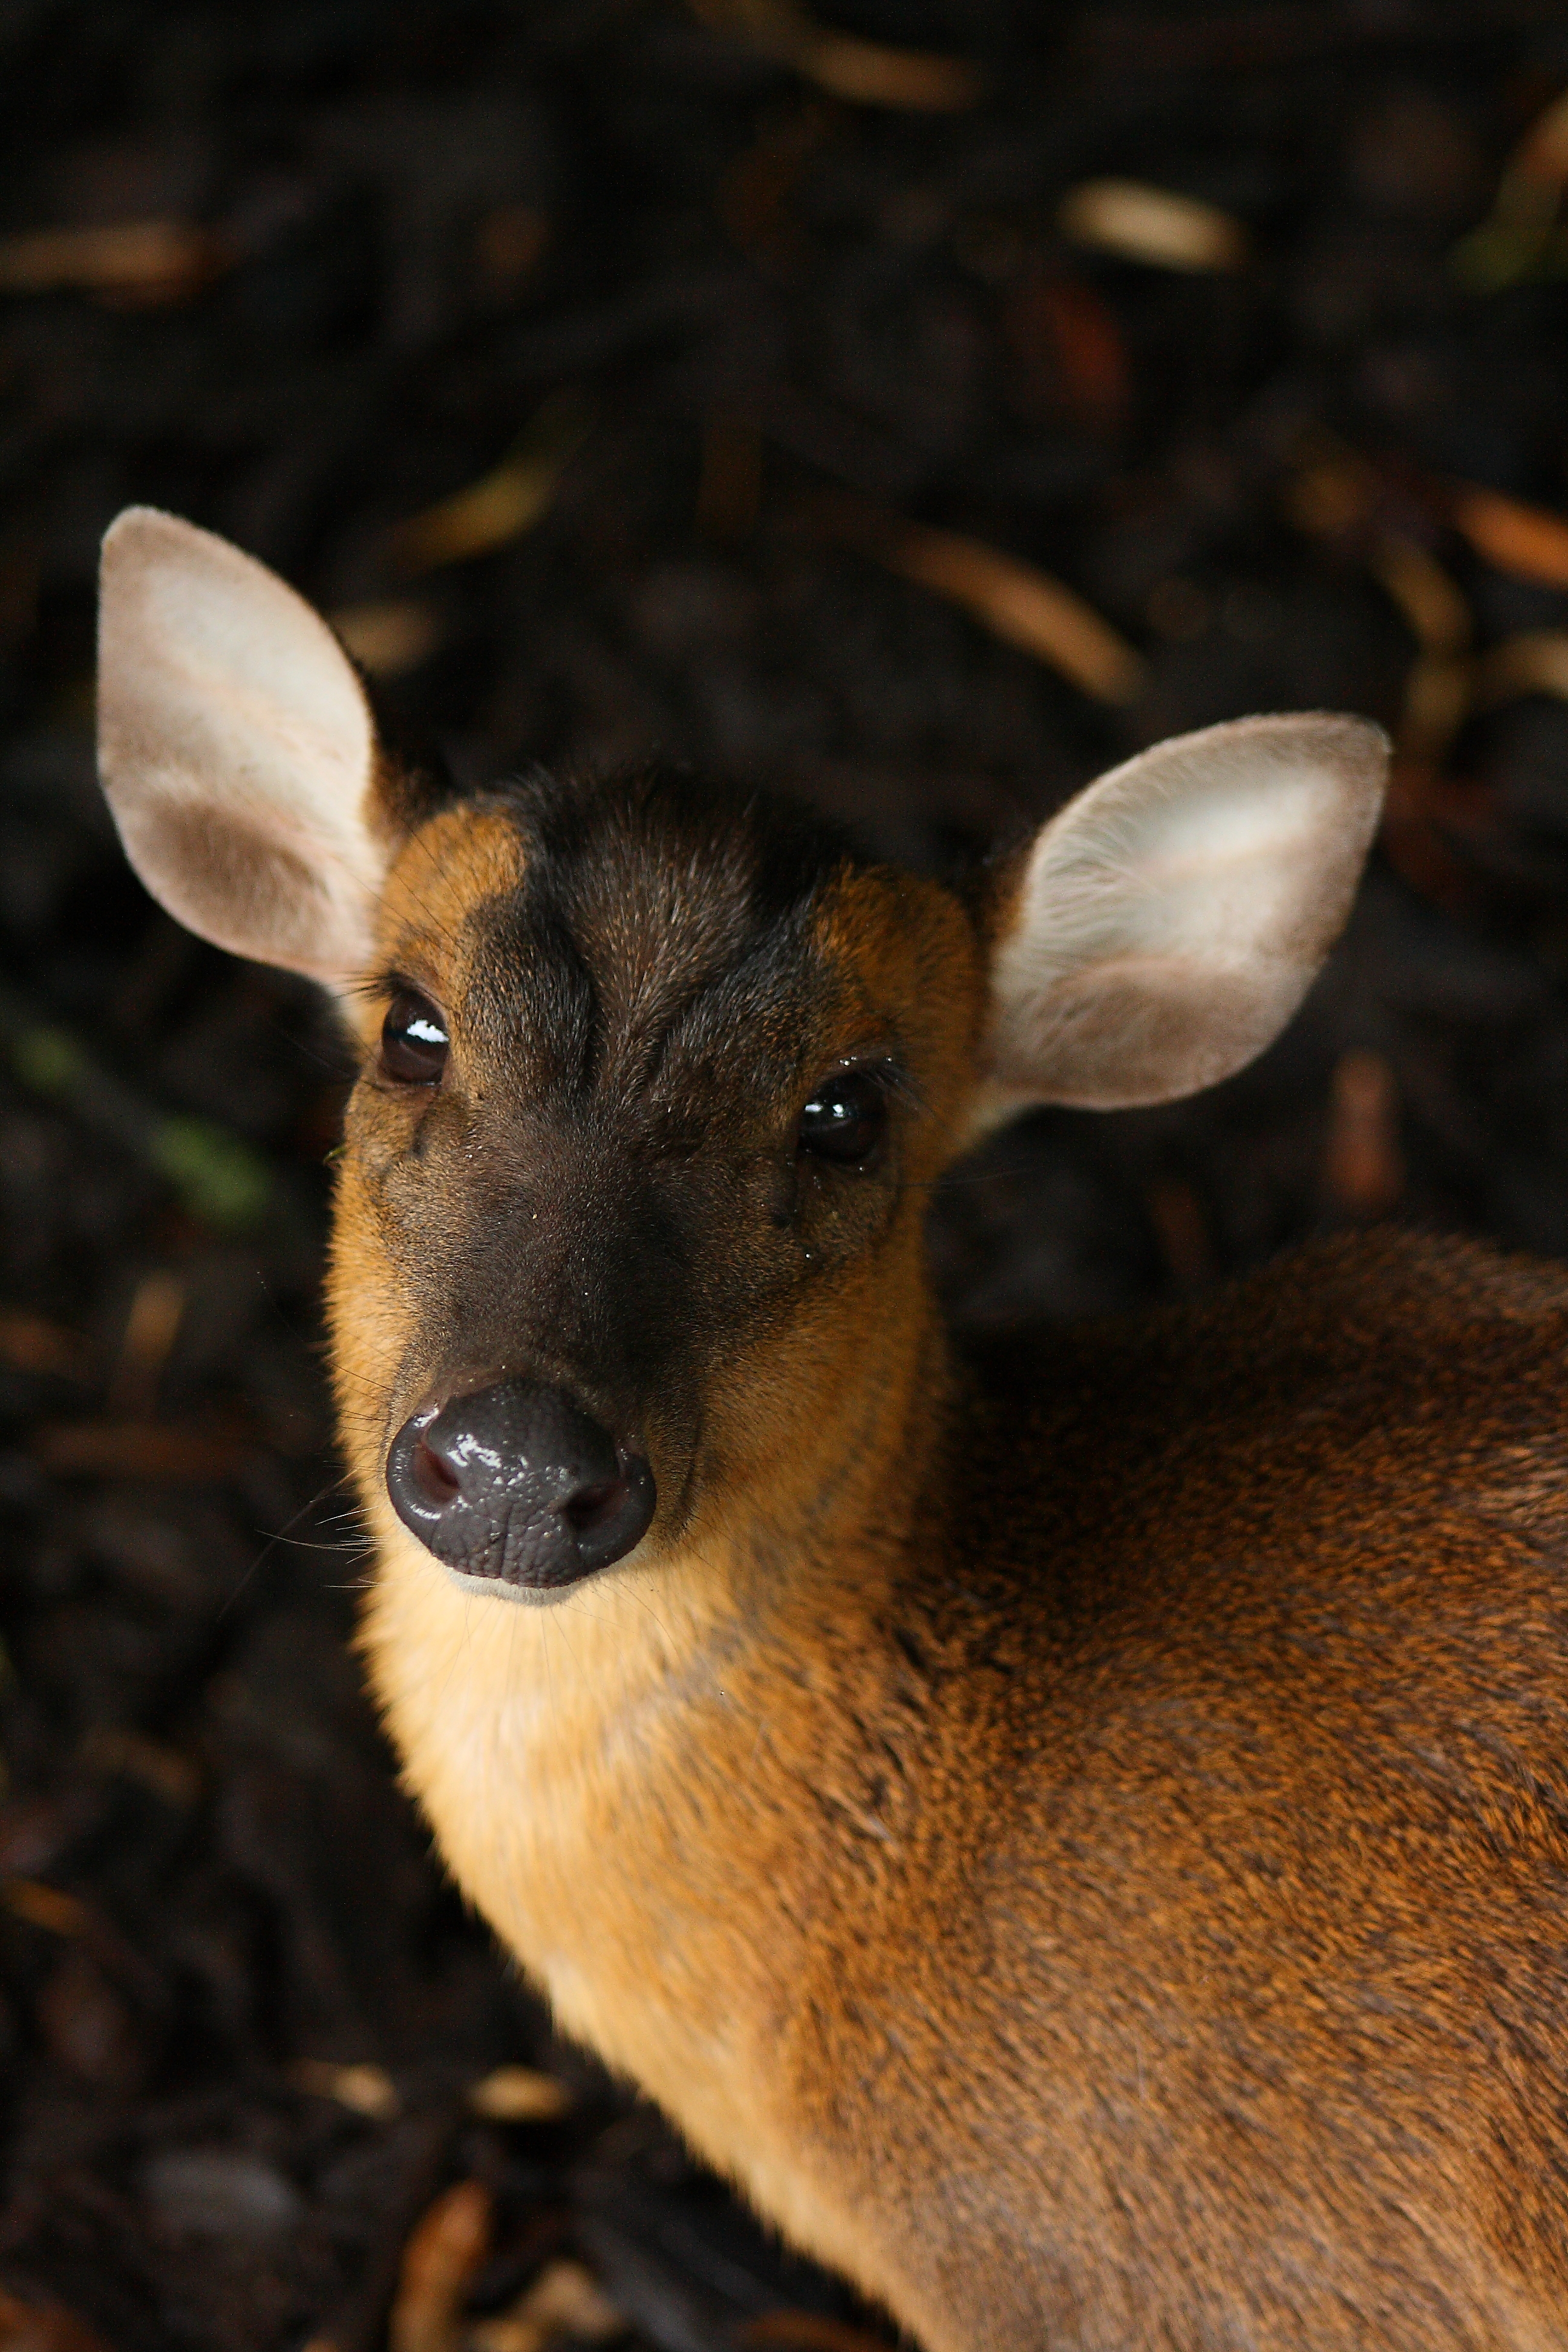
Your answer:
[2,4,1568,2345]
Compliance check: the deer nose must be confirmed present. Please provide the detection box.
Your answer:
[385,1380,656,1598]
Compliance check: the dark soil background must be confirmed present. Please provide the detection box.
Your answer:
[4,4,1568,2347]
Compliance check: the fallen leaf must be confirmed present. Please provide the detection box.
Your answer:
[1451,485,1568,590]
[330,599,445,678]
[1058,178,1247,272]
[291,2058,400,2121]
[391,396,590,573]
[466,2065,572,2122]
[0,218,224,301]
[390,2180,492,2352]
[1474,631,1568,706]
[882,519,1143,702]
[4,1878,92,1937]
[688,0,980,109]
[108,1270,184,1422]
[1451,83,1568,288]
[468,2259,623,2352]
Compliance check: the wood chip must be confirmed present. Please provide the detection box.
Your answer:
[391,397,589,573]
[290,2059,401,2121]
[1324,1051,1403,1219]
[390,2180,493,2352]
[688,0,980,110]
[883,519,1143,703]
[468,2259,623,2352]
[1451,486,1568,591]
[465,2065,572,2122]
[1058,178,1247,272]
[330,599,445,678]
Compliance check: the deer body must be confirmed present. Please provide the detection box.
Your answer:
[364,1233,1568,2351]
[94,506,1568,2348]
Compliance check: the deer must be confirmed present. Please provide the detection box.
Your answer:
[94,503,1568,2351]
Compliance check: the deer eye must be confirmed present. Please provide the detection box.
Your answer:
[798,1070,887,1167]
[381,991,449,1086]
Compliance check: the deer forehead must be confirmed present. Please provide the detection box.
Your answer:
[367,791,973,1112]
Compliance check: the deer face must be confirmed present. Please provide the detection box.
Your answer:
[94,506,1387,1604]
[332,769,982,1598]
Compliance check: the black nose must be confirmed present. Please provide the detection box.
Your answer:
[385,1380,656,1595]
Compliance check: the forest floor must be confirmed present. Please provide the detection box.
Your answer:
[2,3,1568,2346]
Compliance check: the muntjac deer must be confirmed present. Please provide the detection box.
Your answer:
[96,506,1568,2350]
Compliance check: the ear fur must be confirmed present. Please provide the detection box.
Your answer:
[97,508,386,987]
[982,711,1389,1114]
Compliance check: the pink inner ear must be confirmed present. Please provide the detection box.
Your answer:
[983,712,1389,1115]
[97,506,386,985]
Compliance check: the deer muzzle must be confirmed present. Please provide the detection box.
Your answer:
[385,1379,656,1601]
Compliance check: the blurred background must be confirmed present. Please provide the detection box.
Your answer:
[3,2,1568,2346]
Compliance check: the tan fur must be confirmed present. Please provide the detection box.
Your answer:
[331,814,1568,2352]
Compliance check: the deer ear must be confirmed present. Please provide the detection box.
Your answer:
[96,506,387,987]
[983,713,1389,1112]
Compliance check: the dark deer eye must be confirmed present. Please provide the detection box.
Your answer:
[798,1070,887,1167]
[381,991,449,1086]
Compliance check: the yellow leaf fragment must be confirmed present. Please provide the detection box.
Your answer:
[466,2064,572,2122]
[1058,178,1247,273]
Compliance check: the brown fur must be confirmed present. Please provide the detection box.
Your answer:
[315,770,1568,2351]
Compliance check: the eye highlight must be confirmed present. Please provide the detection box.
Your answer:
[798,1069,888,1168]
[381,990,449,1086]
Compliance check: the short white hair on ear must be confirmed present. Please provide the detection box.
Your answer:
[984,711,1389,1114]
[97,507,385,987]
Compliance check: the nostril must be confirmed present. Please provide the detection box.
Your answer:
[561,1475,624,1537]
[412,1439,462,1508]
